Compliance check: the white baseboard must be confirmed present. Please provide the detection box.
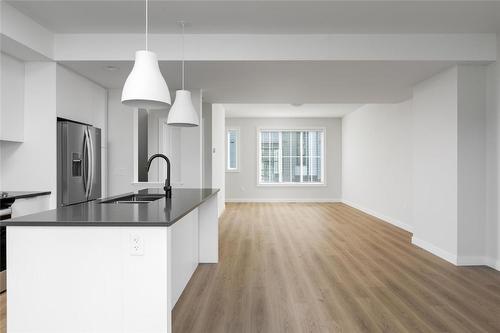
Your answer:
[455,257,500,271]
[412,238,500,271]
[341,200,413,233]
[411,236,458,265]
[485,258,500,270]
[225,198,341,203]
[456,256,489,266]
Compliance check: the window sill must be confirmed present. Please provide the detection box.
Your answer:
[226,169,240,173]
[257,182,326,187]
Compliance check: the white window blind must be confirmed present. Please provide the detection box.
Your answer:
[259,129,324,184]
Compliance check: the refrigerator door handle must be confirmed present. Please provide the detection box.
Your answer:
[84,129,92,199]
[88,127,94,198]
[82,130,88,197]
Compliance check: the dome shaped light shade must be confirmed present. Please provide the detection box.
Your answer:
[122,50,171,110]
[167,90,199,127]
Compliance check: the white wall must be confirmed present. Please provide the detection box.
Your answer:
[486,37,500,269]
[146,108,169,182]
[107,89,135,195]
[225,117,342,202]
[0,62,58,207]
[180,90,203,189]
[457,65,487,262]
[1,53,25,142]
[412,67,459,262]
[342,100,413,231]
[202,103,212,188]
[341,65,494,269]
[212,104,225,216]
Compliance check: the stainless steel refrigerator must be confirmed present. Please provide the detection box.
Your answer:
[57,120,101,206]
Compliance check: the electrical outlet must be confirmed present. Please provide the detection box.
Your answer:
[130,234,144,256]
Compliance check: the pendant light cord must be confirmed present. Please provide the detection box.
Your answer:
[181,22,185,90]
[145,0,149,50]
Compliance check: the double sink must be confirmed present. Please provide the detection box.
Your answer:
[99,194,165,204]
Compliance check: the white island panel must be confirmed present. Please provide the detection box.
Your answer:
[7,226,169,333]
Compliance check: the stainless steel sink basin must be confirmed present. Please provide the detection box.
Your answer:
[99,194,165,204]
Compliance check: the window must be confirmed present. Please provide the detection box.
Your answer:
[258,129,325,185]
[226,128,239,172]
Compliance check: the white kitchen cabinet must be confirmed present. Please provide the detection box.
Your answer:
[11,195,51,218]
[1,53,25,142]
[56,64,107,146]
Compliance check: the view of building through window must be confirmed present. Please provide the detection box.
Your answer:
[227,129,239,171]
[259,129,324,184]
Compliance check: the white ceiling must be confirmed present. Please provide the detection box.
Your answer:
[7,0,500,34]
[7,0,490,107]
[224,103,363,118]
[60,60,456,103]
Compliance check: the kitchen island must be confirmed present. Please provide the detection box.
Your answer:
[1,188,219,333]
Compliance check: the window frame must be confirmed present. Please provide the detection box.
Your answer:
[226,127,240,172]
[256,127,326,186]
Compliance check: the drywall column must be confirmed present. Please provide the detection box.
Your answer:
[412,67,459,263]
[107,89,135,195]
[457,65,487,264]
[412,65,489,266]
[212,104,226,216]
[202,103,213,188]
[180,90,203,189]
[486,38,500,270]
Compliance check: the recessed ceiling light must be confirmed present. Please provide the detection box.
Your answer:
[105,65,119,71]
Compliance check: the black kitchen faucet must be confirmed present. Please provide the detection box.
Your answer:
[146,154,172,198]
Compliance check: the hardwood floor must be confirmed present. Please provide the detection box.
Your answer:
[0,291,4,333]
[1,203,500,332]
[173,203,500,333]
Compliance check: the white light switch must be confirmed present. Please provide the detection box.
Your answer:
[129,234,144,256]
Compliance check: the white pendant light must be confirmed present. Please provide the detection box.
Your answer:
[122,0,171,110]
[167,22,199,127]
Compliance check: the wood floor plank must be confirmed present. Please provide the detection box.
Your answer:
[0,292,4,333]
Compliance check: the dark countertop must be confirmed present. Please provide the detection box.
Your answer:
[0,188,219,227]
[1,191,52,209]
[1,191,51,200]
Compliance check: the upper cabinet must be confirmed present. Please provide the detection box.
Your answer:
[1,53,25,142]
[56,65,107,146]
